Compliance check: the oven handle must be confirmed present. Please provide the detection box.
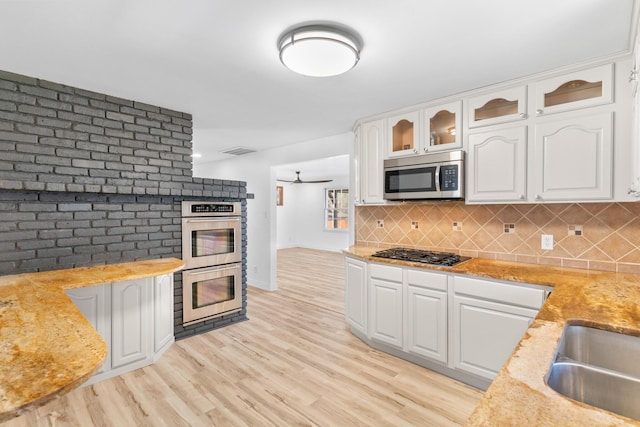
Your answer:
[435,165,441,192]
[186,265,240,275]
[182,218,240,223]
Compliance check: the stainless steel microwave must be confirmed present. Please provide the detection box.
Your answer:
[383,150,464,200]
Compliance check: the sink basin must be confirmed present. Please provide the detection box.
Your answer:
[546,325,640,421]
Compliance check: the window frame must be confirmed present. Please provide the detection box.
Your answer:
[324,187,349,231]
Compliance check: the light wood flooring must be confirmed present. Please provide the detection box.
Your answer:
[4,248,482,426]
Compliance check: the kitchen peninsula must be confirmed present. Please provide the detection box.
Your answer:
[0,258,184,422]
[345,246,640,425]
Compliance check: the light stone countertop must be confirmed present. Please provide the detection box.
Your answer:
[345,246,640,426]
[0,258,184,422]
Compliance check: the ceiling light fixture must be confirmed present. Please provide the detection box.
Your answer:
[278,25,360,77]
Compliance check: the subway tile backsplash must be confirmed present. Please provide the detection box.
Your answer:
[355,201,640,273]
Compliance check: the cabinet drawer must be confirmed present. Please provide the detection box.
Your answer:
[406,268,448,291]
[369,263,403,282]
[452,276,546,309]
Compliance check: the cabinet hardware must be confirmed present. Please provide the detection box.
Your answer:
[534,194,542,200]
[536,109,543,116]
[629,69,638,83]
[519,113,527,119]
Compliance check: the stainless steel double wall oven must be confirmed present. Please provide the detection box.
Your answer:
[181,201,243,325]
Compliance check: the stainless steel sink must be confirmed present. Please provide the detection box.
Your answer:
[546,324,640,421]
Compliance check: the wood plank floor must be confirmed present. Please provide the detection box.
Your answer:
[4,248,482,426]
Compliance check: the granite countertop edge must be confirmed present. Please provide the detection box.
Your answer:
[0,257,185,422]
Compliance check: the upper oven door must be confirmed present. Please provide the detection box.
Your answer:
[384,165,439,200]
[182,217,242,269]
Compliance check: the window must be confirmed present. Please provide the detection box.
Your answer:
[325,188,349,230]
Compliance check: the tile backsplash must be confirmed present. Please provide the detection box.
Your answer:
[355,201,640,273]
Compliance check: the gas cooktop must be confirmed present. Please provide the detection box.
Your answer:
[371,248,471,267]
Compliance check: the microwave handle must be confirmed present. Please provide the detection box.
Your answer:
[435,165,441,192]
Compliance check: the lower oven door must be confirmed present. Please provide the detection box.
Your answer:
[182,263,242,325]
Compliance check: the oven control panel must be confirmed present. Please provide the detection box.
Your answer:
[181,201,241,217]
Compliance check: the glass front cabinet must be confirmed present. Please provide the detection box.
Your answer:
[386,102,462,158]
[422,100,462,153]
[533,64,614,116]
[387,110,420,158]
[467,86,527,128]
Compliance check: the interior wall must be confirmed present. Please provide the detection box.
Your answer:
[276,173,350,251]
[193,132,353,291]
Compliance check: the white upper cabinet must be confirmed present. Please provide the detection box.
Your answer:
[355,119,386,204]
[467,126,528,203]
[386,110,421,158]
[533,112,613,201]
[534,64,614,116]
[422,101,463,153]
[467,86,527,128]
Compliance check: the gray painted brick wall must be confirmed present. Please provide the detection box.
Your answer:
[0,69,248,339]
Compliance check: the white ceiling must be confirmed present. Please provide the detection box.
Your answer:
[0,0,636,164]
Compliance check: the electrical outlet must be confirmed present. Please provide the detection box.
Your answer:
[541,234,554,250]
[411,221,419,229]
[377,220,384,228]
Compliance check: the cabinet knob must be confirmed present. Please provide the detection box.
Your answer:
[534,194,542,201]
[536,109,543,116]
[413,148,418,154]
[520,194,526,200]
[519,113,527,119]
[423,147,428,153]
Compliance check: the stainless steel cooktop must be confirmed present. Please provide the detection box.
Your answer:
[371,248,471,267]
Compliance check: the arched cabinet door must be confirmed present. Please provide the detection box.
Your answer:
[111,278,151,369]
[533,64,613,116]
[386,111,420,158]
[533,112,613,201]
[467,126,527,203]
[467,86,527,128]
[422,100,462,153]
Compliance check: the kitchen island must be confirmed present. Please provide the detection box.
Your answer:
[345,246,640,426]
[0,258,184,422]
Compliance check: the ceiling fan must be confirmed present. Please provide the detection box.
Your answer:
[277,171,333,184]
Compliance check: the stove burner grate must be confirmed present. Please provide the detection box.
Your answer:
[371,248,471,267]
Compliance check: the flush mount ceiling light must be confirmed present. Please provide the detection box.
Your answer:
[278,25,360,77]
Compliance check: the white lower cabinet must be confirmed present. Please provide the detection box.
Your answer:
[153,273,175,357]
[66,284,112,377]
[111,278,151,369]
[404,269,448,364]
[65,273,175,386]
[452,275,545,380]
[345,256,551,388]
[344,257,367,335]
[369,263,403,348]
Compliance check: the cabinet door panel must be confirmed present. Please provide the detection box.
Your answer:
[112,278,151,369]
[405,285,447,363]
[66,285,111,375]
[369,278,403,348]
[345,257,367,334]
[453,295,537,379]
[387,111,420,158]
[467,86,527,128]
[359,120,385,204]
[467,126,527,202]
[422,101,462,152]
[534,112,612,201]
[534,64,613,115]
[153,274,174,354]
